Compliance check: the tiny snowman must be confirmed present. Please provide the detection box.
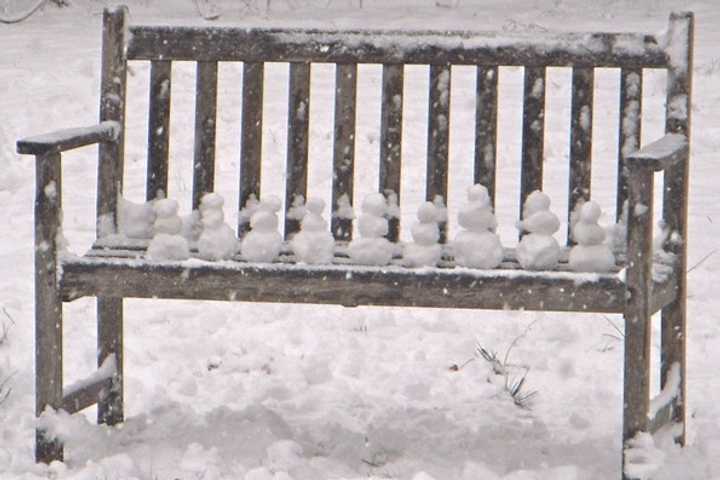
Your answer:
[118,197,155,239]
[146,198,190,261]
[348,193,395,266]
[197,193,238,261]
[516,190,561,270]
[452,184,503,269]
[569,201,615,272]
[403,202,442,267]
[152,198,183,236]
[240,196,283,263]
[291,197,335,264]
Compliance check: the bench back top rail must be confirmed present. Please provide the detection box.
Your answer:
[98,6,693,244]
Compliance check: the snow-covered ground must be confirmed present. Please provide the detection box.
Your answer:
[1,0,719,478]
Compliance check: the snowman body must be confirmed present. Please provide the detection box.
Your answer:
[516,191,561,270]
[569,201,615,272]
[452,184,503,269]
[197,193,238,261]
[403,202,443,267]
[348,193,394,266]
[291,198,335,264]
[241,196,283,263]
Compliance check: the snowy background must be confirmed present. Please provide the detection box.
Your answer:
[1,0,719,478]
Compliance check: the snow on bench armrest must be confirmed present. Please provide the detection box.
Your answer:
[625,133,688,171]
[17,121,121,155]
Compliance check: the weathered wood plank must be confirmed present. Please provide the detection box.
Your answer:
[567,67,594,244]
[17,122,120,156]
[660,11,693,447]
[520,66,546,231]
[475,65,498,203]
[625,133,687,171]
[622,164,654,464]
[379,64,404,242]
[427,64,451,243]
[239,61,264,237]
[617,67,642,221]
[35,152,63,464]
[127,26,667,68]
[331,64,357,241]
[63,377,114,415]
[97,6,128,237]
[146,60,172,201]
[60,256,629,313]
[192,61,219,210]
[97,298,123,425]
[284,62,311,239]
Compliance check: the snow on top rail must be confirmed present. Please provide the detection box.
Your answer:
[126,25,668,67]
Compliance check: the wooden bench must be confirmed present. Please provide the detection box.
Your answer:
[17,7,693,478]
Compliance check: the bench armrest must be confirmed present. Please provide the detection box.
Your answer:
[625,133,688,171]
[17,121,121,156]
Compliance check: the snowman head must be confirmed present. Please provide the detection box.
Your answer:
[154,198,179,218]
[417,202,438,223]
[362,193,387,217]
[467,184,491,206]
[523,190,551,219]
[306,197,325,216]
[200,192,224,211]
[580,201,602,224]
[259,195,282,214]
[251,210,278,232]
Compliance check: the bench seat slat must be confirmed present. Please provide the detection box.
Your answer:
[193,61,219,210]
[146,60,172,201]
[285,62,311,239]
[617,67,643,220]
[520,66,546,231]
[239,61,264,237]
[61,253,634,313]
[567,67,594,243]
[427,64,451,243]
[127,27,667,68]
[475,65,498,203]
[332,63,358,241]
[379,64,404,242]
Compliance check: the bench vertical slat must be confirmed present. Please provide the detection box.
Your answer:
[285,62,311,239]
[97,6,127,236]
[520,66,546,230]
[35,152,63,463]
[379,64,404,242]
[146,60,172,201]
[617,67,643,220]
[426,64,451,243]
[331,63,358,240]
[239,61,264,236]
[192,61,219,210]
[660,11,693,446]
[95,6,127,441]
[475,65,498,204]
[567,67,594,244]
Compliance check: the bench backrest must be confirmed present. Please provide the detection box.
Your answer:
[96,6,693,244]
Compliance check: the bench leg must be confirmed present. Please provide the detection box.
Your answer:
[35,151,64,463]
[621,165,653,480]
[35,292,64,463]
[661,297,686,443]
[97,297,124,426]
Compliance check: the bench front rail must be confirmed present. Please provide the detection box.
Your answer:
[18,7,693,479]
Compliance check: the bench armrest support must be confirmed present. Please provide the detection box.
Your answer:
[17,121,121,156]
[625,133,688,171]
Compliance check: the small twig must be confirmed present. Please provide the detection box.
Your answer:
[602,315,624,338]
[0,371,17,406]
[503,318,539,366]
[688,249,717,274]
